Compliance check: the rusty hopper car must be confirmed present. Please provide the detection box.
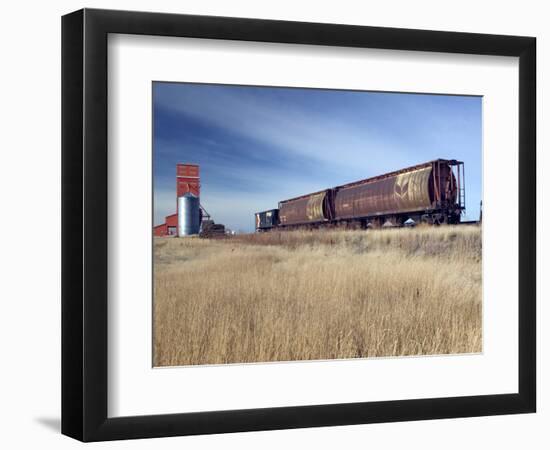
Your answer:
[334,159,465,226]
[278,189,335,227]
[256,159,465,231]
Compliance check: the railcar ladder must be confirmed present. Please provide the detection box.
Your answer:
[457,162,466,210]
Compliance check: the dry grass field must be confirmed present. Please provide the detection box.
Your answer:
[153,225,482,366]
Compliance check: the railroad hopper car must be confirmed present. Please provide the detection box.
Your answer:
[333,159,465,226]
[278,189,335,226]
[255,159,465,231]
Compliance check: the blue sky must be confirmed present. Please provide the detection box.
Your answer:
[153,82,482,232]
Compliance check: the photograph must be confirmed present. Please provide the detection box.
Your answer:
[152,82,483,367]
[52,4,538,444]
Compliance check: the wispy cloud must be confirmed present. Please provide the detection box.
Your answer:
[154,85,414,176]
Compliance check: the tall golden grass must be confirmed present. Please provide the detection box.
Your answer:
[153,225,482,366]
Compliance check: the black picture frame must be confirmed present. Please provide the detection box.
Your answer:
[61,8,536,442]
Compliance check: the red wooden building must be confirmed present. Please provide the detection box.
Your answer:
[176,163,200,199]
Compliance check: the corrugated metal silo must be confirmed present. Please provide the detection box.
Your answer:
[178,193,200,236]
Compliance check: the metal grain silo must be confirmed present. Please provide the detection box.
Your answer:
[178,193,200,236]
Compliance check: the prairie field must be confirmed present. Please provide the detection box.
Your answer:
[153,225,482,366]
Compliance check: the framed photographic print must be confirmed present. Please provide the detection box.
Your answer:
[61,8,536,442]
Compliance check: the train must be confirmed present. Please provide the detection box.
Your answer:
[255,159,465,231]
